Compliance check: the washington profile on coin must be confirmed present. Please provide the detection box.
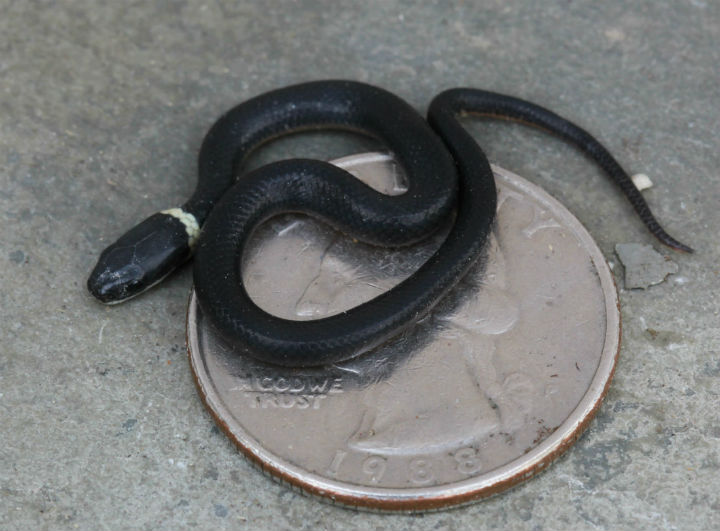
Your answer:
[187,153,621,511]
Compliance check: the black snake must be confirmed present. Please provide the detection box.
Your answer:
[87,80,691,366]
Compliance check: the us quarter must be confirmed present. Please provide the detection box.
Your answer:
[187,152,620,511]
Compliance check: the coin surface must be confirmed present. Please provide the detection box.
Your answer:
[187,152,620,511]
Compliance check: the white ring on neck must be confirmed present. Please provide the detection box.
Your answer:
[161,208,200,248]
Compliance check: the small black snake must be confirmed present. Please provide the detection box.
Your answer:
[87,80,691,366]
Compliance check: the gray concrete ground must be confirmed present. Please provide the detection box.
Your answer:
[2,1,719,529]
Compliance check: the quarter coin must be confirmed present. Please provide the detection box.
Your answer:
[187,152,620,511]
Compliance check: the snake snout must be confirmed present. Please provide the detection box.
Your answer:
[87,259,145,304]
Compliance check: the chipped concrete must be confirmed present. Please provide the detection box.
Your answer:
[615,243,679,289]
[2,1,719,530]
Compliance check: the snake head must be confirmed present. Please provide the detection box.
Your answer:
[87,212,194,304]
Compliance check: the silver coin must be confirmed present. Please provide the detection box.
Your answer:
[187,152,620,511]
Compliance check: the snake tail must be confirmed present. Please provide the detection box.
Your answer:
[430,88,694,253]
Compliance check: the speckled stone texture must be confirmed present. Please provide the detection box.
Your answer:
[1,1,718,530]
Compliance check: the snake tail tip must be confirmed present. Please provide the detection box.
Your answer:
[667,241,694,254]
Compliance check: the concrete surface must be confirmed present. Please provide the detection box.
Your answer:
[1,0,719,529]
[615,243,680,289]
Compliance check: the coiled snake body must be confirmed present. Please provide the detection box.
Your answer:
[88,80,691,367]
